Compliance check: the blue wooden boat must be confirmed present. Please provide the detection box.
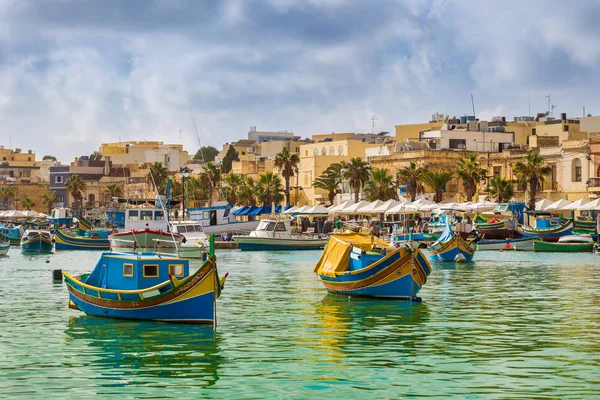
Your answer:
[428,223,477,262]
[62,236,226,324]
[21,229,53,253]
[314,233,432,299]
[55,228,110,250]
[0,226,23,245]
[521,212,573,242]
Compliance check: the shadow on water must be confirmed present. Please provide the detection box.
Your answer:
[64,316,222,389]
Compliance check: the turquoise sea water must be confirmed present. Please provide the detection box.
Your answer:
[0,248,599,398]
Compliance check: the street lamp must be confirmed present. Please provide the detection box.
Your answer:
[178,167,190,220]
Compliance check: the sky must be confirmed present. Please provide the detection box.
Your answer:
[1,0,599,162]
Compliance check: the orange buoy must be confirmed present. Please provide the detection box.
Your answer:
[505,242,511,249]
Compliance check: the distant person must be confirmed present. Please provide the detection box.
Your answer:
[174,209,179,220]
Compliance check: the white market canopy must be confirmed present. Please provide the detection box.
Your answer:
[467,200,498,211]
[296,205,329,215]
[328,200,355,214]
[372,199,401,213]
[22,210,40,217]
[385,202,418,215]
[544,199,573,211]
[535,199,554,211]
[577,198,600,211]
[563,199,589,210]
[2,210,26,218]
[357,200,385,213]
[338,201,370,214]
[283,206,299,214]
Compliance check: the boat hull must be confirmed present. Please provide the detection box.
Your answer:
[428,235,476,262]
[0,242,9,255]
[234,236,328,251]
[476,221,514,239]
[200,220,261,236]
[63,258,217,324]
[318,248,431,299]
[477,237,535,251]
[55,229,110,250]
[21,236,53,253]
[522,220,573,242]
[533,240,595,253]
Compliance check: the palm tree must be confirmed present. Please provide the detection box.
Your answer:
[21,195,35,211]
[364,168,396,202]
[200,162,221,206]
[313,174,338,205]
[397,161,426,202]
[238,177,258,206]
[421,170,454,203]
[456,154,487,202]
[513,150,552,210]
[147,162,169,193]
[274,148,300,206]
[41,190,59,214]
[342,158,370,202]
[486,177,514,203]
[65,174,87,211]
[256,172,284,206]
[0,186,14,209]
[105,183,123,199]
[222,173,244,205]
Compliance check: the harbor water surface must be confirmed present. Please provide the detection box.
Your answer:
[0,249,598,398]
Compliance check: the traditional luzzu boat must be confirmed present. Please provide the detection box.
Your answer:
[62,236,226,324]
[521,211,573,242]
[21,229,53,253]
[573,218,596,234]
[428,222,477,262]
[55,228,111,250]
[313,233,431,299]
[477,237,535,251]
[0,240,10,255]
[233,216,328,251]
[533,234,595,253]
[475,220,518,239]
[0,225,23,245]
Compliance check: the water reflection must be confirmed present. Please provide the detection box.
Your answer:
[64,316,221,389]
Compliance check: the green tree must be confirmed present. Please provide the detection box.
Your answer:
[238,177,258,206]
[486,176,514,203]
[274,148,300,206]
[313,165,341,206]
[147,162,169,193]
[222,145,239,174]
[200,162,221,206]
[397,161,426,202]
[42,155,57,161]
[513,150,552,210]
[41,190,59,214]
[364,168,396,202]
[421,170,454,203]
[342,158,371,202]
[256,172,284,206]
[104,183,123,199]
[194,146,219,162]
[65,174,87,211]
[0,186,14,209]
[21,195,35,211]
[222,173,244,205]
[456,154,487,202]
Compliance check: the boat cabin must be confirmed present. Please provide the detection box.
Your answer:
[525,211,562,229]
[85,253,191,292]
[124,208,169,232]
[171,221,204,234]
[188,202,235,227]
[250,218,292,238]
[349,246,386,271]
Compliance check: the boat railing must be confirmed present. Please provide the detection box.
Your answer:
[151,238,181,258]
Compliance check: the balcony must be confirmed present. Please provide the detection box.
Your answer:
[587,177,600,192]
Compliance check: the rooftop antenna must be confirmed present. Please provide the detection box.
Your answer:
[551,104,557,117]
[470,93,476,118]
[370,115,378,135]
[546,94,551,115]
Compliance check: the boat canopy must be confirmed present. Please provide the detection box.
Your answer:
[232,205,290,216]
[314,233,389,278]
[436,222,455,243]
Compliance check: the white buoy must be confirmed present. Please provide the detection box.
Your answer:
[454,253,466,263]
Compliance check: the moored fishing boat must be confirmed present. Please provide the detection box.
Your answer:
[62,236,226,324]
[0,240,9,255]
[0,225,23,245]
[533,234,595,253]
[233,216,328,251]
[428,222,477,262]
[521,211,573,242]
[477,237,535,251]
[573,218,596,234]
[170,220,209,258]
[55,228,111,250]
[21,229,53,253]
[313,233,431,299]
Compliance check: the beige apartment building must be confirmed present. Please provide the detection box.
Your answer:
[99,141,190,172]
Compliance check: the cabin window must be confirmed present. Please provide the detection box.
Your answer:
[265,222,276,231]
[123,263,134,277]
[154,210,164,220]
[275,222,287,232]
[178,225,188,233]
[202,211,210,220]
[223,209,230,218]
[128,210,139,220]
[140,210,153,220]
[169,264,184,277]
[143,264,159,278]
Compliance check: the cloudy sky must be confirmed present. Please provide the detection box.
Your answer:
[1,0,599,161]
